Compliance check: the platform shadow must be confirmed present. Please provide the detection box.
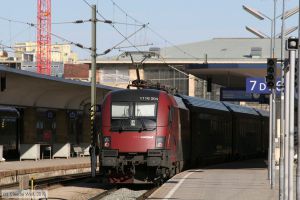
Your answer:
[204,159,267,170]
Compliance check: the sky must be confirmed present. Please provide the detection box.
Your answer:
[0,0,298,59]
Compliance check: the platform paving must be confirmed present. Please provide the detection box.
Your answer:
[0,157,94,186]
[148,159,278,200]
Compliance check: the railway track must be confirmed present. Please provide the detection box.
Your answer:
[136,186,158,200]
[0,172,92,191]
[0,173,159,200]
[88,187,118,200]
[89,183,158,200]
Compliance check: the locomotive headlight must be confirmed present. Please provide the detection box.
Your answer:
[155,136,165,149]
[103,136,111,148]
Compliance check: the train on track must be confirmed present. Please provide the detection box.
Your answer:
[99,87,269,183]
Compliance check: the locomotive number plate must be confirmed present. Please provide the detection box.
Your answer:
[140,97,158,101]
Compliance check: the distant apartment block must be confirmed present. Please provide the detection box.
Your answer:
[14,42,78,63]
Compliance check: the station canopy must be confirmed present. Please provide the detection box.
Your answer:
[0,65,117,110]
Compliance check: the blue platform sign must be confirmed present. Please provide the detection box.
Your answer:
[246,78,281,94]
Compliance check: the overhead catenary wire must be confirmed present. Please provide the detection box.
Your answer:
[0,1,206,94]
[97,10,149,53]
[48,31,91,50]
[82,0,201,82]
[0,16,35,27]
[82,0,149,55]
[77,0,152,57]
[107,1,204,83]
[110,0,144,25]
[59,0,205,90]
[0,15,91,52]
[1,42,73,49]
[1,0,202,74]
[95,7,149,51]
[147,26,201,60]
[98,24,148,55]
[0,13,146,57]
[80,0,150,56]
[81,0,94,8]
[0,15,137,26]
[9,26,33,42]
[109,0,201,60]
[0,42,14,50]
[0,16,34,47]
[80,0,142,26]
[52,19,90,24]
[0,13,141,54]
[114,43,154,50]
[153,56,194,79]
[0,41,74,57]
[52,19,142,26]
[1,1,200,61]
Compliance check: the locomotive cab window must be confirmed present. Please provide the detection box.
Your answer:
[135,102,156,117]
[111,102,132,118]
[111,102,157,131]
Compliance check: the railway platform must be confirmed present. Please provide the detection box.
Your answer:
[0,157,93,188]
[148,159,278,200]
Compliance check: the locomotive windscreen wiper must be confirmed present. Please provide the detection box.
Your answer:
[138,118,156,131]
[118,119,124,132]
[138,119,147,132]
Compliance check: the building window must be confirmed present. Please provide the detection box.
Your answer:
[144,66,188,95]
[23,54,34,62]
[194,79,222,101]
[101,66,129,83]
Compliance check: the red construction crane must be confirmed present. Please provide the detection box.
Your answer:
[37,0,51,75]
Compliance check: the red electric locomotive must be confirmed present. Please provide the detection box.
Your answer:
[100,89,190,183]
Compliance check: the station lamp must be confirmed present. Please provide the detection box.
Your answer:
[266,58,277,88]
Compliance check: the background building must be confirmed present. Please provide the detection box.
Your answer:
[13,42,78,77]
[14,42,78,63]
